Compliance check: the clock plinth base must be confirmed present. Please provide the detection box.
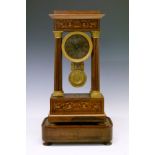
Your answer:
[42,117,112,144]
[49,93,105,123]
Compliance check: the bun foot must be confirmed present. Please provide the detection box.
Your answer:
[43,142,53,146]
[102,141,112,145]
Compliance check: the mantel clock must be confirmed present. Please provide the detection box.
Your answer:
[42,10,113,145]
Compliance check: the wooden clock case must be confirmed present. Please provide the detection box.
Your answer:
[42,11,113,145]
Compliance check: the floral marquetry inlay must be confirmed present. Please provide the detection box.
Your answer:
[54,19,100,31]
[51,100,103,114]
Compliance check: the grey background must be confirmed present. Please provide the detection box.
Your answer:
[27,0,128,154]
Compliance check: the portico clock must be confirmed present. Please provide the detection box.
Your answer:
[42,10,113,145]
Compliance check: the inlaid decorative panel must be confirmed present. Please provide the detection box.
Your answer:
[50,96,104,114]
[54,19,100,31]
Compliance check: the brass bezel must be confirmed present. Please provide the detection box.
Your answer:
[62,32,93,63]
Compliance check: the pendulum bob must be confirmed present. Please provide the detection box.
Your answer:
[69,62,87,87]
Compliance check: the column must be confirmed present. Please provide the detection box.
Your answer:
[90,31,103,98]
[52,31,63,97]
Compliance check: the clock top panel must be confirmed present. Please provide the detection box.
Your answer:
[49,10,104,31]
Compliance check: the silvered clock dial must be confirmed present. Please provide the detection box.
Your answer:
[62,32,93,63]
